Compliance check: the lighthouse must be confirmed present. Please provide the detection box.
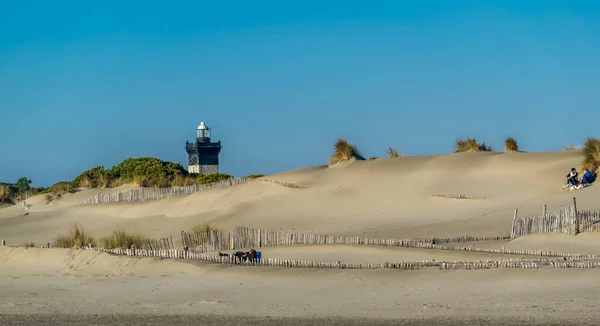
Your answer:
[185,122,222,174]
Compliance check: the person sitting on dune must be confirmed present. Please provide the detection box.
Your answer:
[566,168,579,187]
[581,169,595,186]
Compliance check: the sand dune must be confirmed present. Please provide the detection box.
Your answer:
[1,150,596,244]
[2,150,600,322]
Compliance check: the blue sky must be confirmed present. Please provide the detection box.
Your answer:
[1,1,599,187]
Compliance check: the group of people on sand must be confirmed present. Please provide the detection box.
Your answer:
[566,168,595,188]
[218,249,258,262]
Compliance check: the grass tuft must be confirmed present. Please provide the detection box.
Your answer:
[581,137,600,173]
[99,229,151,249]
[329,138,365,165]
[52,223,96,248]
[504,137,519,152]
[454,138,493,153]
[45,194,55,204]
[190,222,224,243]
[0,185,10,203]
[386,146,400,158]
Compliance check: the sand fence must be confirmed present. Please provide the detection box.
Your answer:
[94,246,599,270]
[80,178,306,205]
[4,224,600,270]
[511,197,600,238]
[142,226,511,253]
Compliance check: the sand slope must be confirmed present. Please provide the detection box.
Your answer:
[0,150,597,247]
[1,247,600,322]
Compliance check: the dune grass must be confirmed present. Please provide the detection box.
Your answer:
[386,146,400,158]
[45,193,55,204]
[99,229,151,249]
[191,222,224,235]
[454,138,493,153]
[581,137,600,173]
[329,138,365,165]
[22,242,36,248]
[0,185,10,203]
[504,137,519,152]
[190,222,225,244]
[52,223,96,248]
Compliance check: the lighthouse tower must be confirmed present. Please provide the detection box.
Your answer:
[185,122,222,174]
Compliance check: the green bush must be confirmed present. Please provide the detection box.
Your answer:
[244,174,266,179]
[195,173,233,184]
[108,157,186,182]
[51,181,73,195]
[72,166,110,188]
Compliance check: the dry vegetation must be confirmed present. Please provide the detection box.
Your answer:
[386,146,400,158]
[52,223,96,248]
[504,137,519,152]
[433,194,478,200]
[48,222,224,250]
[0,185,10,204]
[581,137,600,173]
[454,138,493,153]
[99,229,151,250]
[329,138,365,165]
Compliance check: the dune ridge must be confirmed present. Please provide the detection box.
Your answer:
[2,150,600,321]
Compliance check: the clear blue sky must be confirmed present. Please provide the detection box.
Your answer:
[1,1,599,187]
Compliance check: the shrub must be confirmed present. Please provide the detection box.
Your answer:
[51,181,73,195]
[52,223,96,248]
[45,194,55,204]
[23,242,36,248]
[454,138,493,153]
[99,229,151,249]
[329,138,365,165]
[172,175,198,187]
[108,157,186,183]
[192,222,224,235]
[244,174,266,179]
[581,137,600,173]
[504,137,519,152]
[195,173,233,185]
[72,166,109,188]
[0,185,10,203]
[387,146,400,158]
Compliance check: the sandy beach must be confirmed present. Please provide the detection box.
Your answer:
[2,151,600,325]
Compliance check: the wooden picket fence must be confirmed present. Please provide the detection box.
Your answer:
[510,198,600,238]
[96,247,600,270]
[81,178,250,204]
[141,226,511,253]
[80,178,307,205]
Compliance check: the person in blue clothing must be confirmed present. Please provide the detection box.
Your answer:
[581,169,595,186]
[566,168,579,187]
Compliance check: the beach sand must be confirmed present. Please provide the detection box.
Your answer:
[2,150,600,324]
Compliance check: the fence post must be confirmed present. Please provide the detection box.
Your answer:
[573,197,579,234]
[1,240,5,246]
[510,208,518,239]
[258,229,262,248]
[542,204,547,215]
